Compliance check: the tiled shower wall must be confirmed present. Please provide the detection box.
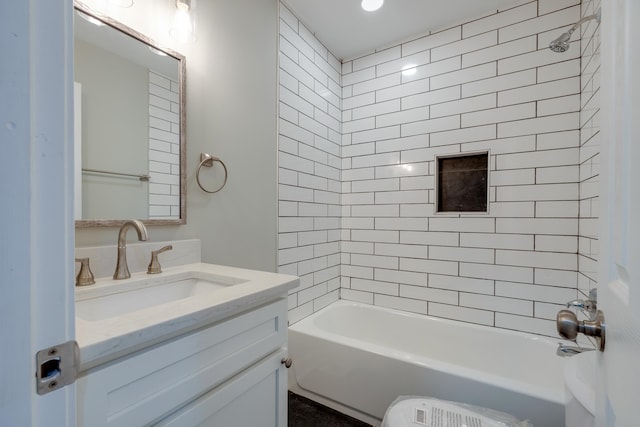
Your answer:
[280,0,600,337]
[340,0,583,337]
[577,0,600,304]
[277,3,343,323]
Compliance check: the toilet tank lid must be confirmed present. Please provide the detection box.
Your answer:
[382,396,532,427]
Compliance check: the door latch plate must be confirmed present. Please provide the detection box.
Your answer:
[36,340,79,395]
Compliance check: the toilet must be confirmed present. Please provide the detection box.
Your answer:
[381,396,532,427]
[564,351,596,427]
[382,350,596,427]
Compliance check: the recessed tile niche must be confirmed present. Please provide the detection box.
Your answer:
[436,152,488,213]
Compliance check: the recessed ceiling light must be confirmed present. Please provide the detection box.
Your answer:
[361,0,383,12]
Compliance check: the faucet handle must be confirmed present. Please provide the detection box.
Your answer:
[75,258,95,286]
[147,245,173,274]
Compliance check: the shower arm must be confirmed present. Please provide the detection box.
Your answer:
[566,10,601,36]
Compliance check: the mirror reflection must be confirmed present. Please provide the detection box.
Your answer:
[74,5,186,227]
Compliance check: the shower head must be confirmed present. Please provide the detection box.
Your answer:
[549,7,601,53]
[549,30,574,53]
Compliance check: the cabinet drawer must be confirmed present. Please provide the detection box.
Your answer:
[77,298,287,427]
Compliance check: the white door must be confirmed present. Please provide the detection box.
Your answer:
[597,1,640,426]
[0,0,76,425]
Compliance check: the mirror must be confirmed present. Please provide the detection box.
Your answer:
[74,3,186,227]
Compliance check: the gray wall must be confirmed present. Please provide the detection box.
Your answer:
[75,0,279,273]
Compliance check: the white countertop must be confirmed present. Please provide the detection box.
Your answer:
[75,262,298,372]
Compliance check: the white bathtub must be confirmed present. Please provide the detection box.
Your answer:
[288,300,566,427]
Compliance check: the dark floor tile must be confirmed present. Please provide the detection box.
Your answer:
[288,392,372,427]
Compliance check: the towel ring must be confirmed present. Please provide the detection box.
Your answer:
[196,153,228,193]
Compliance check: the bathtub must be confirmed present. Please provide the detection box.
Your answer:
[288,301,566,427]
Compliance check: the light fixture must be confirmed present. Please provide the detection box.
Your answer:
[175,0,191,12]
[361,0,383,12]
[108,0,134,7]
[170,0,196,43]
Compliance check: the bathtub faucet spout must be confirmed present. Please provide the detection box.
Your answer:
[556,342,595,357]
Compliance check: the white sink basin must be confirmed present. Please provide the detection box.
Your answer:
[76,273,245,322]
[74,262,299,372]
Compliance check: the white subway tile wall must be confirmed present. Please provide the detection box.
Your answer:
[280,0,599,338]
[578,0,600,305]
[339,1,589,337]
[278,3,342,324]
[148,70,181,219]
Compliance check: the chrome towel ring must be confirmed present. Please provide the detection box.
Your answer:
[196,152,228,193]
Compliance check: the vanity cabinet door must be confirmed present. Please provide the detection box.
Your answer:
[155,349,288,427]
[76,299,287,427]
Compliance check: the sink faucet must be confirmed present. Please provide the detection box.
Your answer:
[113,220,149,280]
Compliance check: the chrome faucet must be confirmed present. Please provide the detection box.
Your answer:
[566,288,598,320]
[556,342,596,357]
[113,220,149,280]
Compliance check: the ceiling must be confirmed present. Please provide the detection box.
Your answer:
[283,0,528,61]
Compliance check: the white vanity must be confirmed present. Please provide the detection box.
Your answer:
[75,241,298,427]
